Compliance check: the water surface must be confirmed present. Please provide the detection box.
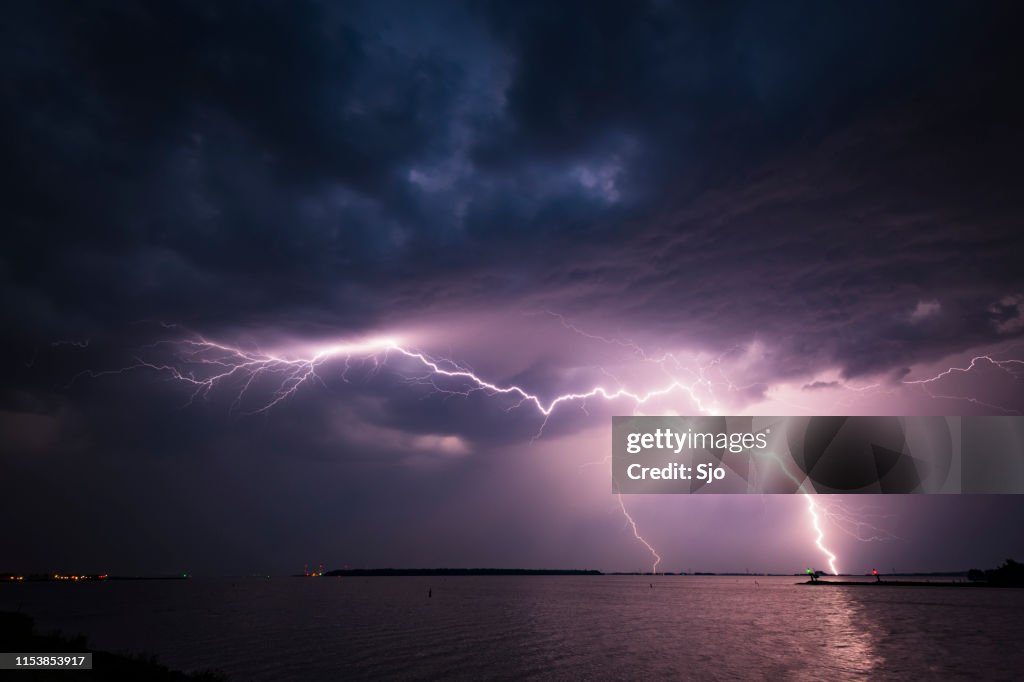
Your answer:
[3,576,1022,680]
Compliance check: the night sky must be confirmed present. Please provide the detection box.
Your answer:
[3,1,1024,576]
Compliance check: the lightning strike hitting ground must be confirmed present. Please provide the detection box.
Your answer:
[752,445,842,574]
[617,492,662,574]
[804,493,839,575]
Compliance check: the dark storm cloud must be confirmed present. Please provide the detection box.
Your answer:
[472,1,986,183]
[458,0,1024,382]
[396,1,1023,384]
[1,0,464,335]
[3,0,1022,371]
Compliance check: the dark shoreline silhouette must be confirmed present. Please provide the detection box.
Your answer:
[800,580,1021,588]
[800,560,1024,589]
[0,611,224,680]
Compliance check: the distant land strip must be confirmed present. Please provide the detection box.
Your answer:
[319,568,603,577]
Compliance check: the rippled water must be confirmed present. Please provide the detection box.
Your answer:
[3,576,1023,680]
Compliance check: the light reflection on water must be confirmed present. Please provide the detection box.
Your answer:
[2,576,1022,680]
[808,586,883,678]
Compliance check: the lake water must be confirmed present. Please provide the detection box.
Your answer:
[2,576,1022,680]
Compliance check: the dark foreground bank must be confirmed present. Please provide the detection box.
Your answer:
[0,612,225,681]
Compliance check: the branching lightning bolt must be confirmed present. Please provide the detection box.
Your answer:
[70,324,1022,577]
[822,355,1024,415]
[75,335,718,420]
[901,356,1024,414]
[815,499,900,543]
[75,331,707,573]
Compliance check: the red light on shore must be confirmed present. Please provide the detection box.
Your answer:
[872,568,879,576]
